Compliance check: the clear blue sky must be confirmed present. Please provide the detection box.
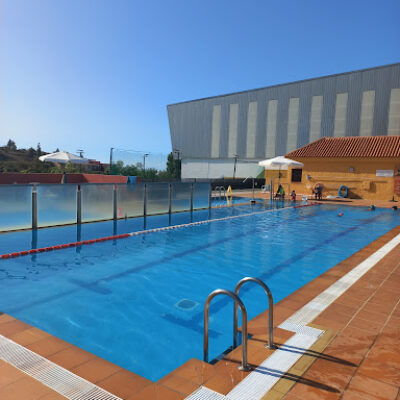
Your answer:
[1,0,399,162]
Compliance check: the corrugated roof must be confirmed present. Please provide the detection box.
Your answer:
[286,136,400,158]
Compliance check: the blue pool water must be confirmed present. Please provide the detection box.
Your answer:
[0,198,268,255]
[0,202,399,381]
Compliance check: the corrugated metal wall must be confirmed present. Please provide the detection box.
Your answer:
[167,63,400,160]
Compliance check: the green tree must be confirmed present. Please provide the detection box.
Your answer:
[166,152,181,179]
[64,162,80,173]
[111,160,124,175]
[6,139,17,151]
[27,147,36,158]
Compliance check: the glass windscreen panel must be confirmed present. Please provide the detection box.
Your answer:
[81,184,114,222]
[117,184,144,218]
[193,183,210,210]
[0,185,32,231]
[37,185,77,227]
[171,182,191,212]
[146,183,170,215]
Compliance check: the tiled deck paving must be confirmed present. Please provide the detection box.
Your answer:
[0,214,399,399]
[235,190,400,209]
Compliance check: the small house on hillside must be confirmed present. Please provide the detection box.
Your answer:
[265,136,400,201]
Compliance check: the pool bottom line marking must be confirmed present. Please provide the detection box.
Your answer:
[185,231,400,400]
[0,334,122,400]
[0,203,319,259]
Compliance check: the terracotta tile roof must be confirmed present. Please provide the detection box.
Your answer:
[286,136,400,158]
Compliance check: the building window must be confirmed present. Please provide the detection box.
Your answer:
[228,103,239,157]
[388,88,400,135]
[211,105,221,158]
[359,90,375,136]
[286,98,299,153]
[333,93,348,137]
[265,100,277,157]
[291,168,302,182]
[309,95,323,142]
[246,101,258,158]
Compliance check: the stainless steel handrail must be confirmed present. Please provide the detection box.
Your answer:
[234,277,276,349]
[204,289,251,371]
[214,186,226,200]
[243,176,256,204]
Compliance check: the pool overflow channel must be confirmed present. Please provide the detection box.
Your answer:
[203,277,275,371]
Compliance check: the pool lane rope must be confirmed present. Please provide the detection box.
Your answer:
[0,202,320,260]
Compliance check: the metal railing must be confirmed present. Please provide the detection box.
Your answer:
[234,277,276,349]
[203,289,251,371]
[242,177,256,204]
[214,186,226,200]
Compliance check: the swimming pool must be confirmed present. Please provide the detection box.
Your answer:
[0,202,399,381]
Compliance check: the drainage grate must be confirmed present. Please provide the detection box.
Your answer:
[185,387,225,400]
[175,299,199,311]
[0,334,122,400]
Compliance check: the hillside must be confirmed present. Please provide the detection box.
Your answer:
[0,140,56,173]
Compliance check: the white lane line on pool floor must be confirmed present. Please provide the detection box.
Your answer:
[0,334,122,400]
[185,232,400,400]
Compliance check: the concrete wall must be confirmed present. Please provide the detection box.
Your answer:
[264,158,400,201]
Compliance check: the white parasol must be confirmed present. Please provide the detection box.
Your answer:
[39,151,89,165]
[259,156,304,191]
[258,156,303,170]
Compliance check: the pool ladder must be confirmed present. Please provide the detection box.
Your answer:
[214,186,226,200]
[203,277,276,371]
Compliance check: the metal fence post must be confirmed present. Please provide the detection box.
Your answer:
[113,185,118,220]
[109,147,113,174]
[169,183,172,214]
[270,178,273,201]
[77,185,82,224]
[190,183,194,212]
[143,183,147,217]
[32,185,38,229]
[208,183,212,209]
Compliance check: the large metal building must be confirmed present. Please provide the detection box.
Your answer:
[167,63,400,179]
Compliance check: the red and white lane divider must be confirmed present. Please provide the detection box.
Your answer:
[1,202,320,260]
